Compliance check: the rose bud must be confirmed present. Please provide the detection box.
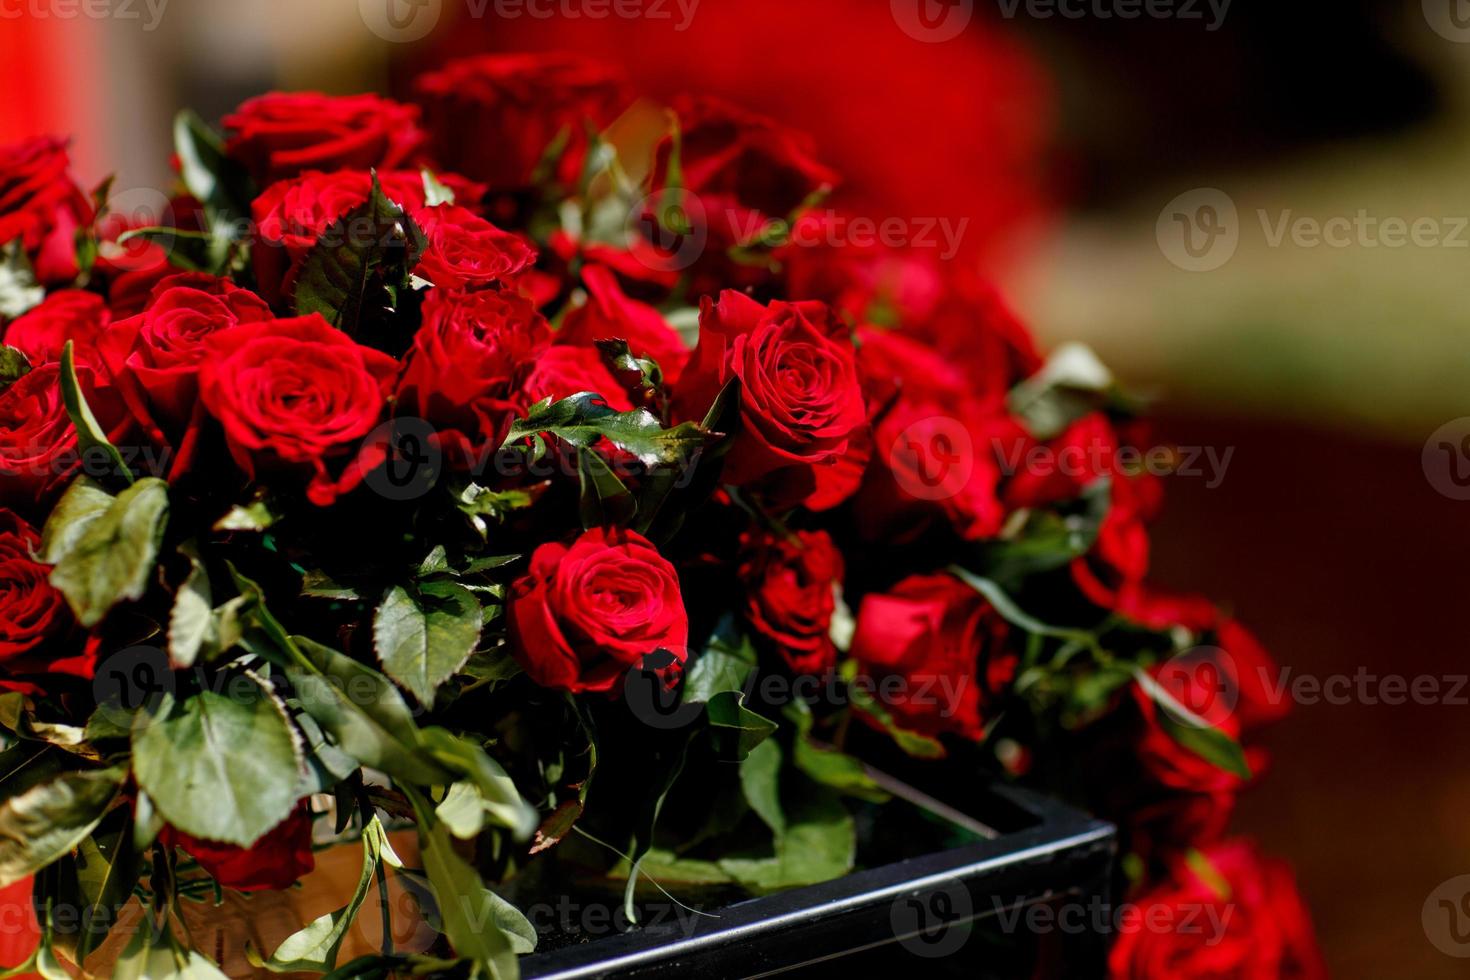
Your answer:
[509,527,689,694]
[395,287,550,471]
[224,92,426,187]
[738,528,844,676]
[672,290,867,510]
[0,509,90,689]
[0,136,93,287]
[415,53,630,193]
[1,289,110,367]
[198,314,398,506]
[415,204,536,291]
[1109,840,1326,979]
[850,572,1016,742]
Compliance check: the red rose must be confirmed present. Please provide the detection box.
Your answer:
[161,801,316,893]
[1,289,110,367]
[850,572,1015,741]
[0,361,119,505]
[250,169,483,306]
[0,878,38,971]
[0,509,88,686]
[198,314,398,506]
[415,204,536,291]
[0,137,92,287]
[509,527,689,694]
[521,345,633,413]
[396,288,550,471]
[652,97,839,254]
[673,291,866,508]
[557,264,689,384]
[1109,840,1326,980]
[415,54,631,192]
[99,273,273,444]
[853,324,1022,542]
[738,528,844,675]
[224,92,426,186]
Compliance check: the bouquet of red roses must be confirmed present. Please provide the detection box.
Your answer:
[0,53,1324,978]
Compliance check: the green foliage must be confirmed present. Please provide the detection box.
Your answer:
[41,477,168,628]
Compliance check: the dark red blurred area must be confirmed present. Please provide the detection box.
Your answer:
[399,0,1055,272]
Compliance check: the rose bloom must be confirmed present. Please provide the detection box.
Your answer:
[415,204,536,291]
[850,572,1016,741]
[673,291,867,509]
[224,92,426,186]
[198,314,398,506]
[415,53,630,192]
[651,96,839,254]
[161,801,316,893]
[250,169,484,306]
[0,509,89,688]
[100,273,273,444]
[738,528,844,676]
[0,361,119,505]
[0,136,93,286]
[557,264,689,385]
[1,290,110,367]
[509,527,689,693]
[396,288,550,471]
[521,345,633,413]
[1110,839,1326,980]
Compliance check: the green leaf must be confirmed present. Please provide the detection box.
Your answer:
[844,674,946,760]
[1135,669,1252,780]
[414,730,537,841]
[577,448,636,529]
[0,765,124,887]
[505,392,716,468]
[168,545,215,669]
[680,617,756,706]
[739,738,785,836]
[294,172,427,331]
[373,581,482,704]
[60,341,133,487]
[0,241,43,320]
[69,806,140,963]
[38,478,114,564]
[405,787,533,978]
[283,637,451,786]
[973,480,1109,589]
[173,109,252,223]
[0,346,30,394]
[131,684,303,847]
[257,817,389,973]
[213,499,277,533]
[456,483,537,540]
[785,701,888,803]
[421,169,456,207]
[716,790,855,893]
[43,477,168,628]
[1007,342,1117,440]
[705,691,778,762]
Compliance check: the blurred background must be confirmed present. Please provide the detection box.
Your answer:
[4,1,1468,975]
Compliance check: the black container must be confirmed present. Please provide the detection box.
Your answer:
[521,776,1117,979]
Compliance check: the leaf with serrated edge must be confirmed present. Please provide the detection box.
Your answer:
[45,478,167,627]
[131,682,302,847]
[0,766,124,887]
[373,581,482,704]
